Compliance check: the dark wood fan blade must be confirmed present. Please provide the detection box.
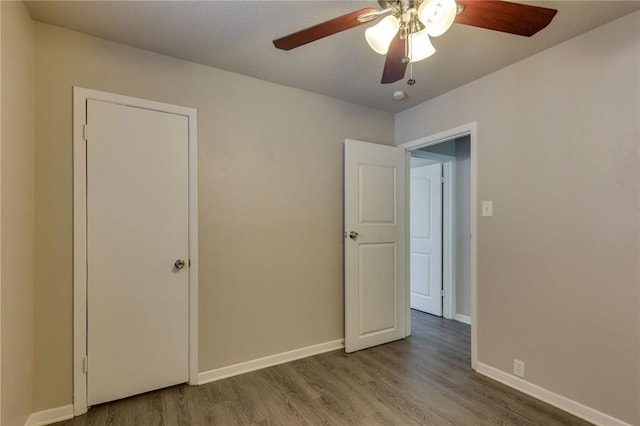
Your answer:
[455,1,557,37]
[273,8,379,50]
[381,34,407,84]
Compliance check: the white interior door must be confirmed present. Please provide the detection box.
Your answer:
[344,140,406,353]
[410,163,443,316]
[87,99,189,405]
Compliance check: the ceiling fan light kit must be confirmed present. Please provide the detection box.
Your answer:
[273,0,558,85]
[366,0,455,63]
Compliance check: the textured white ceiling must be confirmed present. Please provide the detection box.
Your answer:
[24,1,640,113]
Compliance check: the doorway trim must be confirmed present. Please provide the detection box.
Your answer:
[442,161,456,320]
[72,87,199,415]
[399,122,478,369]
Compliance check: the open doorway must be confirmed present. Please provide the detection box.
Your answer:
[400,122,478,368]
[409,136,471,324]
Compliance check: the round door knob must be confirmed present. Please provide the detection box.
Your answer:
[349,231,359,240]
[174,259,186,270]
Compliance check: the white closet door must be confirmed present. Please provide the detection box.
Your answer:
[87,99,189,405]
[410,163,443,316]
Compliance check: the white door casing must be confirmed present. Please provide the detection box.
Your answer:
[73,88,199,415]
[344,140,406,353]
[398,122,478,370]
[410,163,443,316]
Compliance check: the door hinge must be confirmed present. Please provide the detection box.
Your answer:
[441,176,446,184]
[83,356,88,374]
[441,290,445,297]
[83,124,89,141]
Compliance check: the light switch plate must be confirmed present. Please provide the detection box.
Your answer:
[482,201,493,217]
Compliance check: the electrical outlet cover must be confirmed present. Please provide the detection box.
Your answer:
[513,359,525,378]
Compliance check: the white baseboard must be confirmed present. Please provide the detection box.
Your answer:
[198,339,344,385]
[24,341,344,424]
[453,313,471,325]
[25,405,74,426]
[476,362,632,426]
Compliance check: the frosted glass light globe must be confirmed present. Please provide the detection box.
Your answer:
[418,0,457,37]
[365,15,400,54]
[408,29,436,62]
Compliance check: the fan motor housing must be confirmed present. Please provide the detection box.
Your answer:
[378,0,422,10]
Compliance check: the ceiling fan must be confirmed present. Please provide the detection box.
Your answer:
[273,0,558,85]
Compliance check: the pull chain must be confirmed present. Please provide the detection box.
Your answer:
[408,55,416,86]
[407,33,416,86]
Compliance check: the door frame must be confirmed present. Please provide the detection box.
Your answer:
[442,162,456,320]
[399,122,478,369]
[72,87,199,415]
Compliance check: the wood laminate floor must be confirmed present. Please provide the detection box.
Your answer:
[57,310,591,425]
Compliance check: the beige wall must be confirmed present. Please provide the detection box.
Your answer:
[1,2,35,425]
[33,23,394,410]
[1,3,3,421]
[396,11,640,425]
